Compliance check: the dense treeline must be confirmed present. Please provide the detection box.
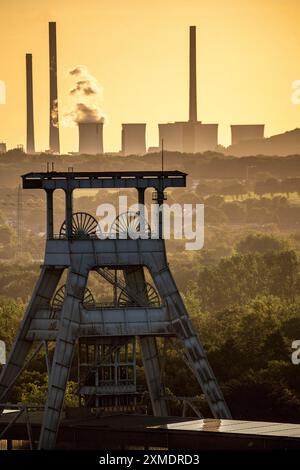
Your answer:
[1,234,300,421]
[1,151,300,422]
[3,150,300,186]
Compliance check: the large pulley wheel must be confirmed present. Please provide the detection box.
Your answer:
[59,212,99,239]
[51,284,95,311]
[109,211,151,239]
[118,282,160,307]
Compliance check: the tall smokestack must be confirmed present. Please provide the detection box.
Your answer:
[26,54,35,154]
[49,22,60,153]
[189,25,197,123]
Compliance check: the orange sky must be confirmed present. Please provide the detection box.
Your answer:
[0,0,300,153]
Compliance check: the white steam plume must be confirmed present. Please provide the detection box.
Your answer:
[62,65,106,126]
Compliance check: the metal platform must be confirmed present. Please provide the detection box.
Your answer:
[22,170,187,190]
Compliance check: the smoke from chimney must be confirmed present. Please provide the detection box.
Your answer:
[63,65,106,126]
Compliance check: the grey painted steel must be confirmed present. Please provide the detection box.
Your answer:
[22,171,186,191]
[0,267,63,403]
[39,261,89,449]
[123,267,168,416]
[139,336,168,416]
[26,306,172,340]
[46,190,54,239]
[0,170,231,450]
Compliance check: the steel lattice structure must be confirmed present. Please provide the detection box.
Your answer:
[0,170,231,449]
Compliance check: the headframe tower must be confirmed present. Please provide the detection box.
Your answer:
[0,169,231,449]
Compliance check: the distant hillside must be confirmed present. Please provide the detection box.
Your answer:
[3,150,300,187]
[225,128,300,157]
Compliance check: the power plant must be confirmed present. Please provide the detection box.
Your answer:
[158,26,219,153]
[49,22,60,154]
[3,22,270,156]
[122,123,146,155]
[26,54,35,154]
[231,124,265,146]
[2,17,300,455]
[78,122,104,155]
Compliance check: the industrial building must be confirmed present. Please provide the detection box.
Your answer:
[158,26,218,153]
[26,54,35,154]
[122,123,146,155]
[78,122,104,154]
[19,21,268,157]
[158,123,184,152]
[0,143,6,154]
[231,124,265,146]
[49,22,60,154]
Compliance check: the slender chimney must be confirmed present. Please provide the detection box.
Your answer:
[26,54,35,154]
[49,22,60,153]
[189,25,197,123]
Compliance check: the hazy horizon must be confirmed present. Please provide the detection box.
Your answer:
[1,0,300,153]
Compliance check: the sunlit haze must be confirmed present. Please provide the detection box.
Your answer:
[1,0,299,153]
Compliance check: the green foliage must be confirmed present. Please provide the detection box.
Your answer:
[236,233,286,254]
[197,250,300,311]
[0,224,13,245]
[0,264,39,301]
[163,294,300,421]
[19,373,79,407]
[1,242,300,422]
[0,296,24,348]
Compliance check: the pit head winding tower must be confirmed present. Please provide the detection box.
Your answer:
[0,170,231,449]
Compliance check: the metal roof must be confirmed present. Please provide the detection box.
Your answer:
[161,419,300,438]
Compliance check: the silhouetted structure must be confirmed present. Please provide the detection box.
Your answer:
[226,128,300,157]
[158,123,183,152]
[189,26,197,123]
[159,122,218,153]
[0,170,231,450]
[193,123,218,152]
[49,22,60,154]
[0,143,6,153]
[122,123,146,155]
[26,54,35,154]
[231,125,265,146]
[78,122,104,154]
[158,26,218,153]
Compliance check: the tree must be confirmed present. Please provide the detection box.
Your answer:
[197,250,300,311]
[236,233,286,254]
[0,224,14,245]
[221,202,245,224]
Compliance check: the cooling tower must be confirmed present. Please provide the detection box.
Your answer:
[78,122,104,155]
[26,53,35,154]
[231,125,265,145]
[122,124,146,155]
[49,22,60,153]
